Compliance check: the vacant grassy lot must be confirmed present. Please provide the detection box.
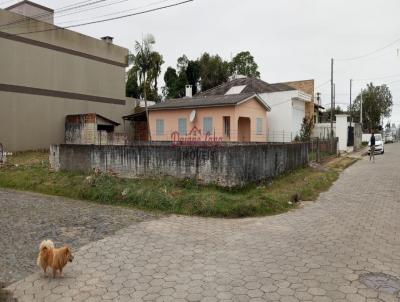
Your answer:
[0,151,357,218]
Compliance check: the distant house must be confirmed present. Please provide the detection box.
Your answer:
[148,93,271,142]
[197,76,315,142]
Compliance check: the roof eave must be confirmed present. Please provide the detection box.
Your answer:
[148,104,237,111]
[236,94,271,111]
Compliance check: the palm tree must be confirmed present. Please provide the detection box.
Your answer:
[128,34,164,141]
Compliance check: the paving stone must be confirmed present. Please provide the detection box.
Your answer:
[0,189,156,285]
[5,145,400,301]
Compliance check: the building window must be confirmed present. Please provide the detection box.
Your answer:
[178,118,187,135]
[223,116,230,138]
[256,118,263,135]
[203,117,213,135]
[156,119,164,136]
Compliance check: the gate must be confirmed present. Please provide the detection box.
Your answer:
[347,126,354,147]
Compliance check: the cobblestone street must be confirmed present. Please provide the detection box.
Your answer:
[5,143,400,301]
[0,190,156,285]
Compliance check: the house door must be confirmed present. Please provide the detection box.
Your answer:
[238,117,251,142]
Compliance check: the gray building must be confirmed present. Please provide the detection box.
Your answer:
[0,1,135,151]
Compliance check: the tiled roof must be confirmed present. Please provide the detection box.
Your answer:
[198,77,295,96]
[149,93,270,111]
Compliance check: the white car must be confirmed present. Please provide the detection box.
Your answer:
[385,133,394,143]
[368,134,384,155]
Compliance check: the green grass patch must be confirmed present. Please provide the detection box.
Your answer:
[0,151,357,218]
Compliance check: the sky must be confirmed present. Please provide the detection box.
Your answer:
[2,0,400,126]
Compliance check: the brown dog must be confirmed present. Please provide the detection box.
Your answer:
[36,240,74,277]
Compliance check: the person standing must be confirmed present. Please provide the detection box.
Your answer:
[370,132,375,162]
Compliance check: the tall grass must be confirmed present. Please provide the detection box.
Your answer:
[0,152,357,218]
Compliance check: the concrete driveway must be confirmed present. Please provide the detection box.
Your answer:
[6,143,400,301]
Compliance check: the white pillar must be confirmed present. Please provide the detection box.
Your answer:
[336,114,348,152]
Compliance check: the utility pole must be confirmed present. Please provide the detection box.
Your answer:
[333,83,336,112]
[330,58,334,153]
[349,79,352,127]
[330,58,334,138]
[360,88,363,130]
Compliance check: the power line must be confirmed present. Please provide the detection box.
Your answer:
[315,79,330,89]
[6,0,194,36]
[353,73,400,82]
[0,0,106,29]
[32,0,133,25]
[57,0,171,26]
[336,35,400,62]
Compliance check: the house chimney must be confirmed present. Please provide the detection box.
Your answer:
[185,85,192,98]
[101,36,114,44]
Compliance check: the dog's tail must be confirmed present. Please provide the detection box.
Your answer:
[37,240,54,266]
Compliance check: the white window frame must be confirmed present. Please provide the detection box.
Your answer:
[223,116,230,138]
[156,119,164,136]
[178,118,187,135]
[203,117,213,135]
[256,118,263,135]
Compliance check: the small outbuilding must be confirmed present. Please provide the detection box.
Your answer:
[65,113,127,145]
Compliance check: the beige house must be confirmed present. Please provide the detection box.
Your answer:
[0,1,134,151]
[197,76,314,142]
[148,93,271,142]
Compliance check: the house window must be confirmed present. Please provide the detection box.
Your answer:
[156,119,164,136]
[203,117,213,134]
[256,118,263,135]
[178,118,187,135]
[223,116,230,138]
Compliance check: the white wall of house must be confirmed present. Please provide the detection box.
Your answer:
[260,91,308,142]
[336,115,349,152]
[292,100,305,136]
[313,122,336,139]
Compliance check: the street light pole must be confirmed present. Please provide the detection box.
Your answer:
[360,88,363,130]
[330,58,334,138]
[349,79,352,127]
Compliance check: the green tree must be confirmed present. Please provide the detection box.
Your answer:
[126,34,164,102]
[325,105,344,119]
[229,51,260,78]
[350,83,392,131]
[163,67,187,99]
[185,60,201,94]
[299,116,314,141]
[162,51,260,98]
[126,67,140,98]
[198,53,230,91]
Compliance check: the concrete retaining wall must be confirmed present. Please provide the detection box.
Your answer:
[50,143,309,187]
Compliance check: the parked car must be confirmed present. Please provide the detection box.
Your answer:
[368,134,384,154]
[385,133,394,143]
